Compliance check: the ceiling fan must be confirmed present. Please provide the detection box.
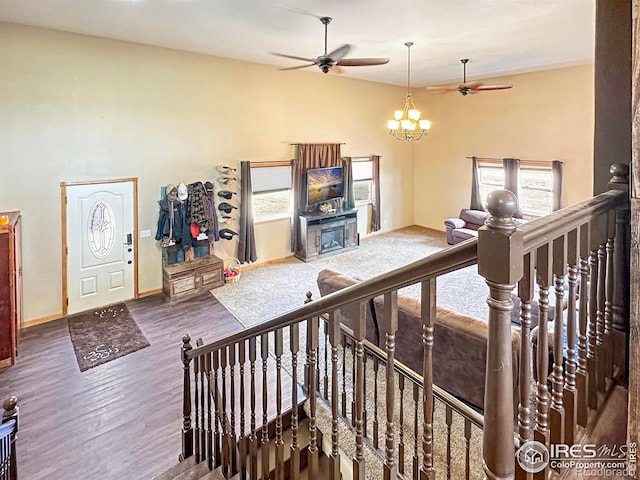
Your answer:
[268,16,389,74]
[427,59,513,96]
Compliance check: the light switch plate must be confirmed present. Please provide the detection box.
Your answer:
[140,229,151,238]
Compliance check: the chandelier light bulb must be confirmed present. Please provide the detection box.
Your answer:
[408,109,420,120]
[388,120,400,130]
[394,110,403,121]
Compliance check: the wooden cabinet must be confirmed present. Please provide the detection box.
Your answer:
[162,254,224,303]
[0,212,22,368]
[296,209,358,262]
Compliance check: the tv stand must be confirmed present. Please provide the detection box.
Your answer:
[296,209,358,262]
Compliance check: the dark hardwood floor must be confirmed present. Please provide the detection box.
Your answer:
[0,292,247,480]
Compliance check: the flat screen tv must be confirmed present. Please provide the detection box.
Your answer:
[306,166,344,207]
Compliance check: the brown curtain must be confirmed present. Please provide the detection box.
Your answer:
[291,143,342,252]
[503,157,522,218]
[371,155,381,232]
[470,156,484,210]
[238,161,257,263]
[342,156,355,210]
[552,160,563,211]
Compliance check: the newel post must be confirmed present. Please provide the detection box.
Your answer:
[608,163,630,380]
[478,190,523,480]
[182,334,194,461]
[2,396,18,480]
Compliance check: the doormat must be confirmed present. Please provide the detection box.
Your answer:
[68,303,150,372]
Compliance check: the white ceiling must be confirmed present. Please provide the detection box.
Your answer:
[0,0,596,87]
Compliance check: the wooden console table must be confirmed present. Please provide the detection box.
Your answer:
[296,209,358,262]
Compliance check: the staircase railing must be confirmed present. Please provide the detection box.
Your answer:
[1,397,18,480]
[479,164,629,480]
[178,164,629,480]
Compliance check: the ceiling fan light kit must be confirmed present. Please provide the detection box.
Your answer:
[269,16,389,75]
[427,58,513,96]
[387,42,431,142]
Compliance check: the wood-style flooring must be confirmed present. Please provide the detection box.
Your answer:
[0,292,247,480]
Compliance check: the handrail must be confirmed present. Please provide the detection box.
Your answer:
[520,189,625,253]
[187,238,478,359]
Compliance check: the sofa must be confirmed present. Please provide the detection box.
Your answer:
[444,209,490,245]
[445,209,529,245]
[317,268,521,410]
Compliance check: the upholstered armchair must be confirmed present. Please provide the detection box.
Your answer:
[444,209,491,245]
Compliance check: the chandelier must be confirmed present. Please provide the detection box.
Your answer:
[387,42,431,141]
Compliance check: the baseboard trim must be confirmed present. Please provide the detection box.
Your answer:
[241,254,297,270]
[138,288,162,298]
[24,313,64,329]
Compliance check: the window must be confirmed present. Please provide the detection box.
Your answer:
[251,163,292,222]
[519,167,553,218]
[477,161,554,219]
[352,158,373,204]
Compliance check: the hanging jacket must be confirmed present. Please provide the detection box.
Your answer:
[155,196,193,249]
[188,181,212,232]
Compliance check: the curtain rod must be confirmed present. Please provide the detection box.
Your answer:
[289,142,346,146]
[466,156,564,164]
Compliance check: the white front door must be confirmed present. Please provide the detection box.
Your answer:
[66,181,135,314]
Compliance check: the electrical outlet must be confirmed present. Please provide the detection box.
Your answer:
[140,229,151,238]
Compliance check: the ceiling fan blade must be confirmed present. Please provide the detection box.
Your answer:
[328,65,344,75]
[337,57,390,67]
[426,86,460,94]
[269,51,315,62]
[327,44,351,62]
[460,81,483,90]
[278,63,316,71]
[472,84,513,91]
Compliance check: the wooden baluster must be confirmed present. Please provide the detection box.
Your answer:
[398,374,405,476]
[260,333,270,480]
[229,343,237,473]
[421,279,436,480]
[445,405,453,480]
[596,238,607,394]
[477,191,521,480]
[353,302,367,480]
[383,290,398,480]
[238,340,247,479]
[363,354,368,438]
[564,229,579,446]
[534,243,551,480]
[518,254,534,440]
[2,396,18,480]
[220,345,230,477]
[576,223,590,427]
[351,336,357,427]
[290,323,300,479]
[213,350,221,467]
[323,317,329,400]
[206,352,214,472]
[303,291,313,393]
[550,235,566,446]
[604,212,615,380]
[587,243,599,410]
[226,346,236,478]
[328,312,343,480]
[194,352,201,463]
[609,164,630,378]
[248,338,258,480]
[515,253,534,480]
[373,356,380,450]
[181,335,194,460]
[412,383,420,480]
[464,418,472,480]
[200,354,207,466]
[341,335,348,419]
[274,329,285,480]
[307,316,320,479]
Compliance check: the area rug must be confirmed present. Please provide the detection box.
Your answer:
[68,303,150,372]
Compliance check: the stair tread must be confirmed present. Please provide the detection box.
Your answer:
[152,456,198,480]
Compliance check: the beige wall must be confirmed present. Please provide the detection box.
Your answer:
[413,64,594,229]
[0,23,415,322]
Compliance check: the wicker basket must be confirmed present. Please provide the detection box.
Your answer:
[223,258,241,284]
